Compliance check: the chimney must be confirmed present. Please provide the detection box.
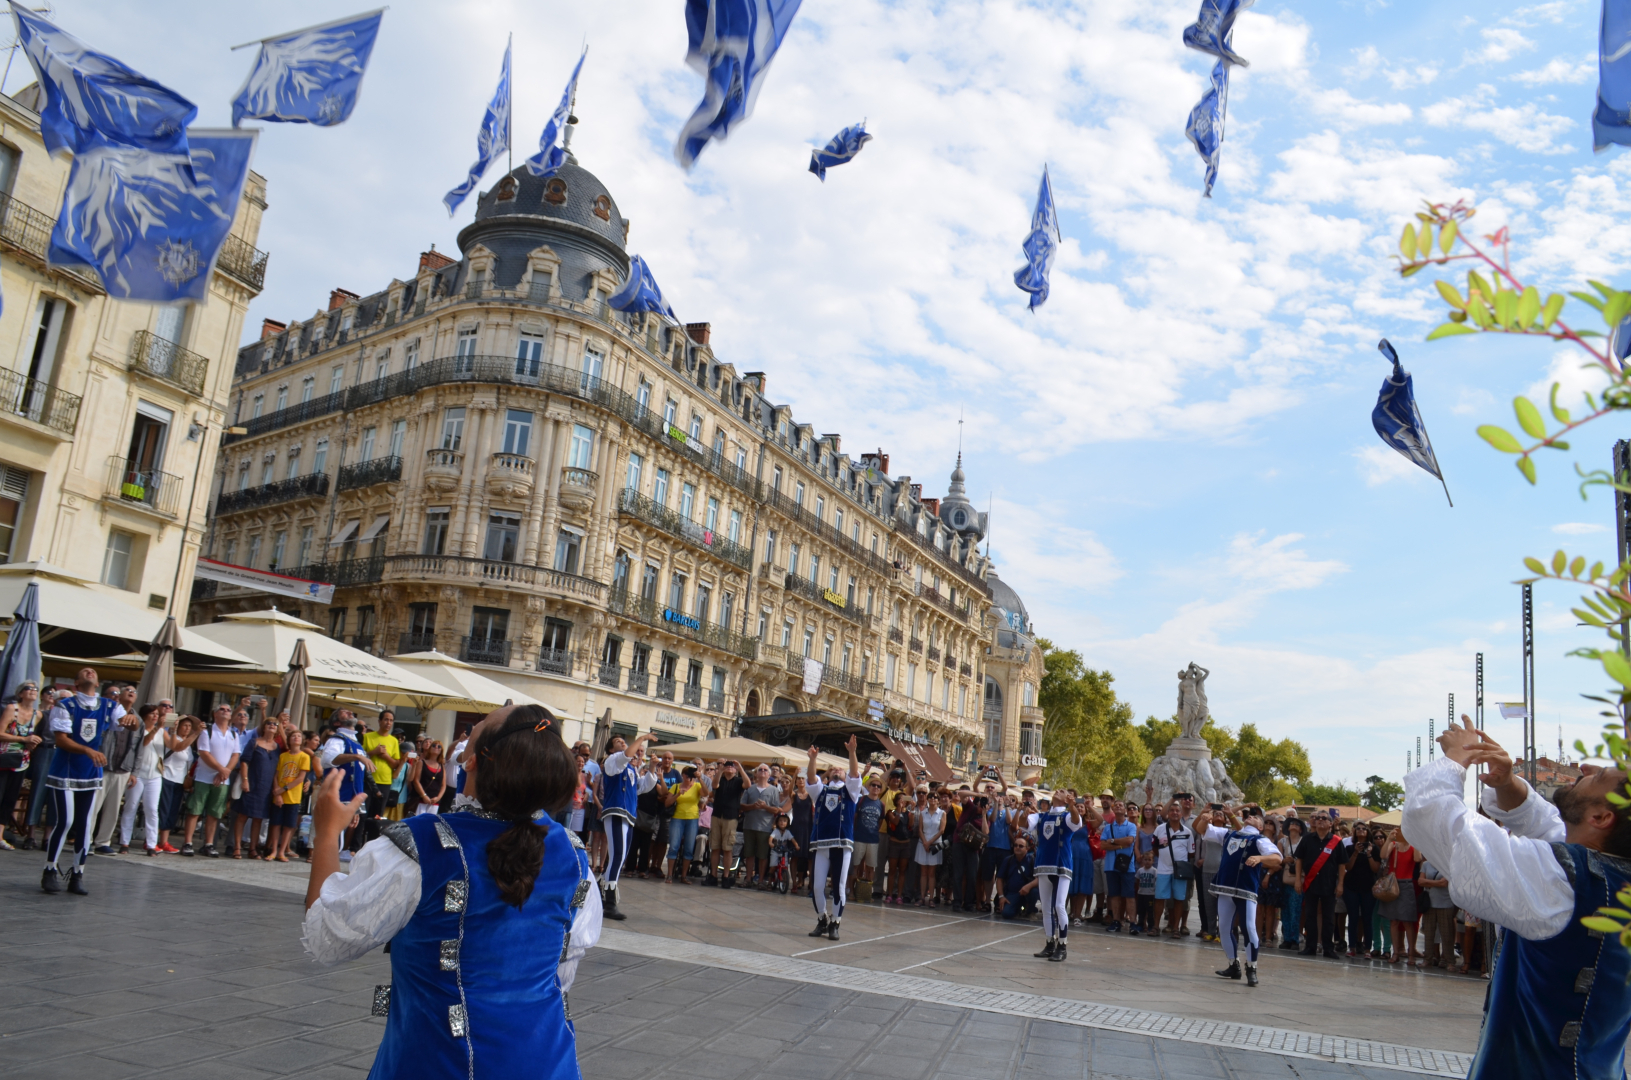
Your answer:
[685,322,711,346]
[260,318,287,341]
[822,434,841,453]
[419,244,455,273]
[921,497,940,516]
[328,288,359,311]
[861,450,889,476]
[745,371,765,395]
[909,483,921,501]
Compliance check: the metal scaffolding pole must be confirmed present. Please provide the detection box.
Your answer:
[1523,582,1536,785]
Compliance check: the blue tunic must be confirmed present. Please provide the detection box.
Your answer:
[809,776,862,851]
[330,729,369,802]
[46,696,117,790]
[600,753,639,825]
[1470,843,1631,1080]
[1031,808,1078,878]
[370,812,590,1080]
[1211,825,1276,901]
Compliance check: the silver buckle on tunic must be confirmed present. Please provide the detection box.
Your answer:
[444,880,468,912]
[371,985,391,1016]
[448,1003,468,1038]
[440,939,459,971]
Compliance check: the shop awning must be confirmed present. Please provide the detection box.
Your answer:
[357,514,390,542]
[877,733,956,785]
[329,519,360,546]
[737,710,887,739]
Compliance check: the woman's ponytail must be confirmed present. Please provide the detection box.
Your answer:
[486,818,548,908]
[472,705,578,908]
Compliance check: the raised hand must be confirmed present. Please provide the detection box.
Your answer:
[1436,716,1484,768]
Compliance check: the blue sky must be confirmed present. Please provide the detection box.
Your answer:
[47,0,1631,786]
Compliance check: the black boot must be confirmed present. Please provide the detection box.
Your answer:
[809,916,829,938]
[827,919,840,941]
[1245,963,1259,987]
[602,886,627,922]
[40,867,61,894]
[1048,941,1067,963]
[1034,937,1057,959]
[1216,960,1242,980]
[67,871,87,896]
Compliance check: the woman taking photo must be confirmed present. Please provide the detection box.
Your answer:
[234,719,281,859]
[1379,827,1423,966]
[1341,822,1379,958]
[304,704,598,1080]
[413,741,447,816]
[884,792,918,904]
[1255,817,1283,947]
[662,764,706,885]
[0,682,43,850]
[155,716,198,854]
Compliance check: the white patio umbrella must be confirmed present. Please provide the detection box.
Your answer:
[188,610,448,697]
[342,650,542,715]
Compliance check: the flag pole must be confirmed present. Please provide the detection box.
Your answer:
[1414,410,1453,507]
[506,32,513,176]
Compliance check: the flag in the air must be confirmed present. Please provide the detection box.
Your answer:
[808,122,871,181]
[525,49,586,180]
[675,0,804,170]
[1595,0,1631,150]
[1185,60,1229,197]
[1373,338,1452,505]
[608,255,679,321]
[230,9,385,128]
[1013,166,1060,311]
[445,39,512,215]
[1182,0,1254,67]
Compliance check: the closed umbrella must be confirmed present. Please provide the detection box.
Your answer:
[269,638,311,727]
[132,615,178,709]
[0,580,41,701]
[589,707,613,759]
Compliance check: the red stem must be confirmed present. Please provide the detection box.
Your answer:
[1453,229,1617,373]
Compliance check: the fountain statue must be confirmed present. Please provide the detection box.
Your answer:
[1123,662,1244,806]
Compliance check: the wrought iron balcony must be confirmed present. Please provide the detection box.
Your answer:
[782,651,865,696]
[382,554,606,601]
[888,627,903,645]
[285,556,384,587]
[351,634,376,654]
[682,683,702,707]
[764,487,893,576]
[627,668,650,695]
[537,647,573,676]
[105,456,183,517]
[782,570,865,625]
[129,331,209,397]
[927,646,941,664]
[461,636,511,666]
[214,471,329,515]
[909,636,924,654]
[707,689,725,713]
[398,631,437,654]
[617,487,753,570]
[961,663,972,677]
[607,587,759,661]
[598,662,621,689]
[0,189,53,261]
[0,365,80,435]
[655,675,677,701]
[216,233,269,292]
[336,455,402,492]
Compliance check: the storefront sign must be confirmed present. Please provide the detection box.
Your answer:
[1020,754,1048,768]
[653,709,697,731]
[194,558,335,604]
[662,607,701,630]
[822,588,846,608]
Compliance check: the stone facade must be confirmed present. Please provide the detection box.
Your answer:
[0,85,267,610]
[188,157,1046,781]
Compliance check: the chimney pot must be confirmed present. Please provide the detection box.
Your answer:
[260,319,287,341]
[328,288,359,311]
[685,322,711,345]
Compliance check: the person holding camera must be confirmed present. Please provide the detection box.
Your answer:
[999,834,1038,919]
[1193,803,1283,986]
[979,769,1015,913]
[1151,800,1196,937]
[916,788,947,907]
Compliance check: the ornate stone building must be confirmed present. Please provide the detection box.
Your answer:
[0,84,267,609]
[188,156,1046,781]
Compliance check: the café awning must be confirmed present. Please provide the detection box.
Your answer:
[876,733,956,785]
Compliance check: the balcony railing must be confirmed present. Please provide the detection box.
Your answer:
[909,636,924,654]
[783,651,866,696]
[607,587,759,661]
[0,189,54,261]
[0,365,81,435]
[129,331,209,397]
[617,487,753,570]
[537,647,573,676]
[764,488,894,577]
[888,627,903,645]
[425,447,464,472]
[398,631,437,654]
[707,689,725,713]
[336,455,402,492]
[284,556,385,587]
[598,662,621,689]
[215,471,329,515]
[782,570,865,625]
[105,456,183,516]
[961,663,972,677]
[461,636,511,666]
[655,675,677,701]
[627,668,650,695]
[351,634,376,654]
[216,233,269,292]
[491,451,534,479]
[382,554,606,601]
[927,646,941,664]
[915,580,972,622]
[682,683,702,707]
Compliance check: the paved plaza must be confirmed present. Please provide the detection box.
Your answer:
[0,851,1489,1079]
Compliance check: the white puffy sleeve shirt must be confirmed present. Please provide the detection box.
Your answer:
[302,835,604,992]
[1400,756,1573,941]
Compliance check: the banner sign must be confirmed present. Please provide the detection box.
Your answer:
[194,558,335,604]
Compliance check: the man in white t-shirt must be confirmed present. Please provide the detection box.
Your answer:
[180,705,242,857]
[1151,800,1195,937]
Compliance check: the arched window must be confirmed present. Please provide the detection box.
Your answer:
[954,741,963,765]
[984,678,1004,749]
[1023,681,1036,707]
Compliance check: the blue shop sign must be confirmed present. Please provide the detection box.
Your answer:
[662,607,701,631]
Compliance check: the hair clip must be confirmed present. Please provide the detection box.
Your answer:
[533,714,554,733]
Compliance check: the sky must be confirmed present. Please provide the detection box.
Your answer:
[34,0,1631,787]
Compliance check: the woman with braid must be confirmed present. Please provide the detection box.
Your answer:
[302,704,600,1080]
[1193,803,1283,987]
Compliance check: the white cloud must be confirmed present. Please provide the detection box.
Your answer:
[1225,531,1349,591]
[1510,55,1595,85]
[1554,522,1609,534]
[1346,44,1439,89]
[1354,444,1424,486]
[1525,347,1614,409]
[1421,84,1574,153]
[1468,27,1538,65]
[1311,89,1412,126]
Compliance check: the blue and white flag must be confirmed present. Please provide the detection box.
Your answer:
[808,122,871,181]
[48,129,258,304]
[524,49,585,179]
[444,39,512,216]
[11,6,195,160]
[1183,0,1253,68]
[1594,0,1631,150]
[1373,339,1452,504]
[1185,60,1229,197]
[608,255,679,321]
[230,9,384,128]
[675,0,804,170]
[1013,166,1061,312]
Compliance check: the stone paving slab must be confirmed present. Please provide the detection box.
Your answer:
[0,849,1476,1079]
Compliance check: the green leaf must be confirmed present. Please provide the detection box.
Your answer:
[1553,440,1571,451]
[1542,293,1566,329]
[1470,270,1495,304]
[1590,279,1617,300]
[1575,608,1608,627]
[1400,224,1417,261]
[1435,280,1466,309]
[1449,310,1468,322]
[1592,561,1605,580]
[1555,550,1569,574]
[1603,649,1631,689]
[1573,556,1588,577]
[1479,425,1523,453]
[1583,916,1628,934]
[1401,263,1424,278]
[1514,396,1547,438]
[1496,290,1519,329]
[1519,456,1538,484]
[1426,322,1478,340]
[1550,383,1572,424]
[1571,290,1607,313]
[1518,286,1541,329]
[1468,297,1495,328]
[1440,219,1458,254]
[1416,223,1433,260]
[1605,291,1631,330]
[1524,556,1548,575]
